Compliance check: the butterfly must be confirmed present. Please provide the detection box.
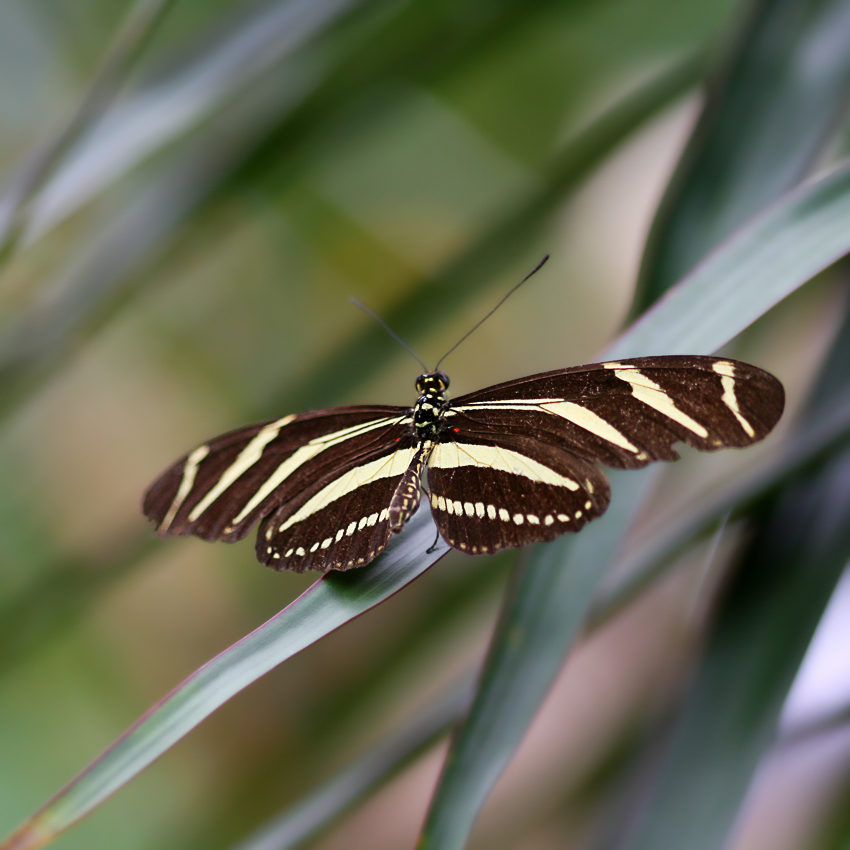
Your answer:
[143,355,784,573]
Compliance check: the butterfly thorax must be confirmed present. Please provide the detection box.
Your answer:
[412,371,450,441]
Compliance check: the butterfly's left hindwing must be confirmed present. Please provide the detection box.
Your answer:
[143,406,414,571]
[257,441,427,572]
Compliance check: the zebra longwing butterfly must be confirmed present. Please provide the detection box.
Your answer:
[143,356,784,573]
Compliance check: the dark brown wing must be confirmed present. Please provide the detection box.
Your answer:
[427,356,783,555]
[256,441,428,572]
[143,406,412,550]
[426,432,610,555]
[447,356,784,469]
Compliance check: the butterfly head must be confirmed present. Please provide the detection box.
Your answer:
[415,371,450,398]
[413,372,449,439]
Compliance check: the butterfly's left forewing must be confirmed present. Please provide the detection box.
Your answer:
[143,406,414,571]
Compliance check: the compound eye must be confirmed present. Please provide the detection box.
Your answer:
[436,371,450,389]
[415,374,428,393]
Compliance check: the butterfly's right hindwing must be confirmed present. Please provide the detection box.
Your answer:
[143,406,410,549]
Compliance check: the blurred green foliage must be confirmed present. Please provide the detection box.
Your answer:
[3,0,850,849]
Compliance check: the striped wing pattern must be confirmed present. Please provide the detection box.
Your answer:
[425,356,784,556]
[143,406,416,572]
[144,356,784,572]
[426,434,610,554]
[255,441,427,572]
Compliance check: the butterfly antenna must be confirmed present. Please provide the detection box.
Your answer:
[350,298,430,372]
[434,254,549,371]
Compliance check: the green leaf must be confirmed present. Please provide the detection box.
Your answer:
[415,157,850,850]
[619,452,850,850]
[608,159,850,359]
[610,286,850,850]
[15,0,370,246]
[0,0,177,260]
[0,509,446,850]
[231,678,474,850]
[634,0,850,309]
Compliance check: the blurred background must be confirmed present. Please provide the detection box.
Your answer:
[2,0,850,848]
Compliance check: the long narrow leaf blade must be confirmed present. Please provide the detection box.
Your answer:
[621,447,850,850]
[416,156,850,850]
[608,159,850,359]
[0,511,447,850]
[635,0,850,308]
[232,677,474,850]
[611,276,850,850]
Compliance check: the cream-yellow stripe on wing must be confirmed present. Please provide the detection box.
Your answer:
[604,364,709,438]
[188,415,297,522]
[453,399,638,453]
[228,415,405,527]
[429,442,579,490]
[309,415,408,448]
[161,445,210,531]
[539,401,639,452]
[712,361,755,437]
[275,446,419,534]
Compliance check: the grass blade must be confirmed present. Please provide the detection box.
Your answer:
[231,677,474,850]
[0,0,176,261]
[606,284,850,850]
[608,158,850,359]
[634,0,850,308]
[20,0,369,245]
[415,155,850,850]
[0,510,447,850]
[619,450,850,850]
